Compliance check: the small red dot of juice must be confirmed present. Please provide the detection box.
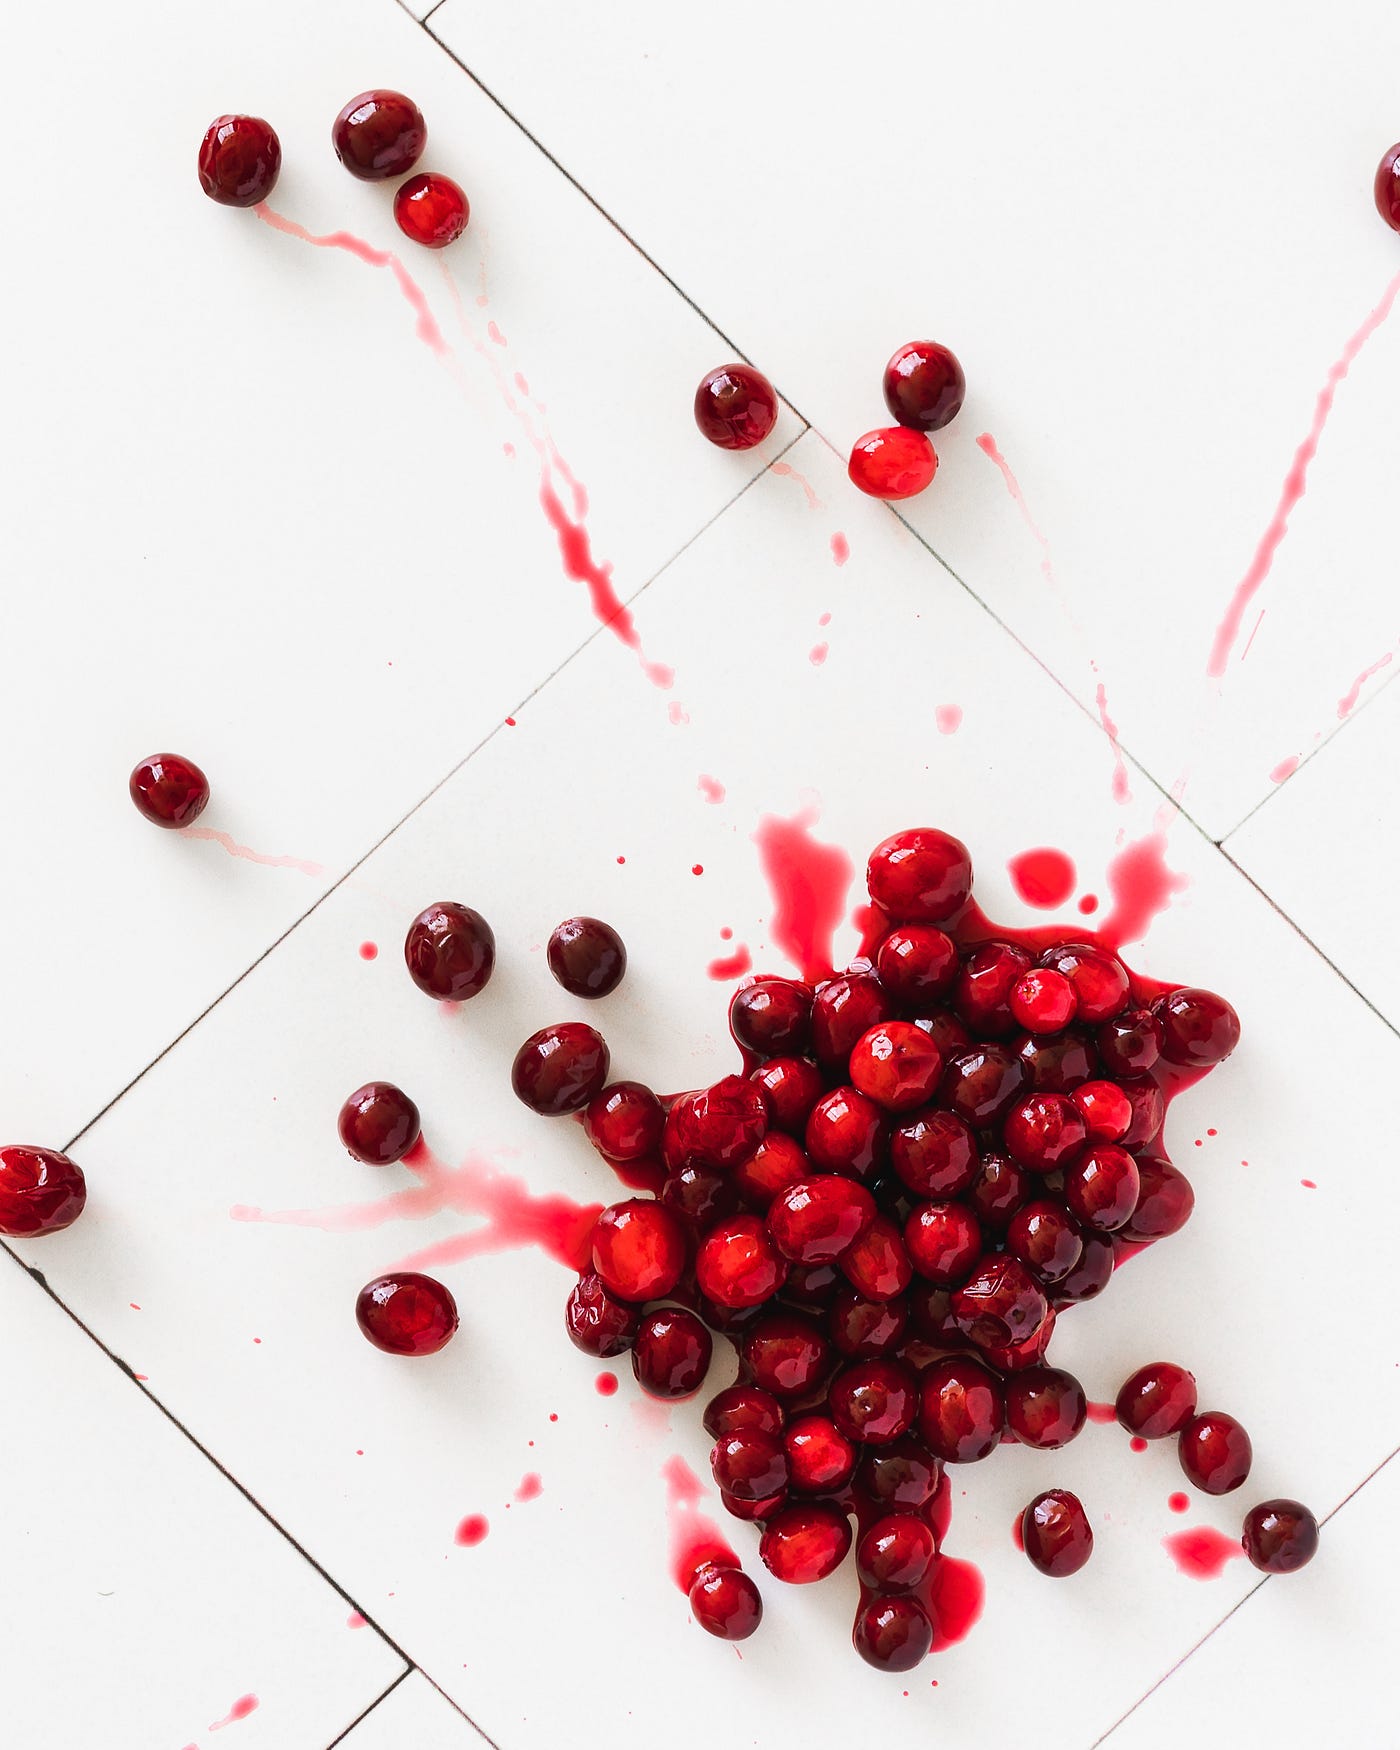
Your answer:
[253,1337,262,1345]
[549,1413,559,1422]
[616,856,626,866]
[692,864,704,875]
[1078,894,1099,914]
[455,1514,489,1546]
[505,716,517,726]
[1301,1178,1317,1189]
[1130,1436,1147,1453]
[1168,1492,1189,1513]
[720,926,733,940]
[1206,1128,1217,1136]
[596,1371,619,1396]
[359,942,378,961]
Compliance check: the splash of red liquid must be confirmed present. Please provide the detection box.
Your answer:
[660,1454,739,1592]
[752,804,855,984]
[208,1695,259,1732]
[1007,847,1077,909]
[516,1472,543,1501]
[708,944,753,980]
[358,941,378,960]
[809,642,830,667]
[1168,1492,1190,1514]
[1162,1526,1244,1579]
[596,1370,618,1396]
[1085,1401,1116,1424]
[1270,755,1301,784]
[934,704,963,735]
[929,1553,985,1651]
[1130,1435,1148,1453]
[830,531,850,565]
[1097,832,1189,950]
[1337,651,1393,718]
[455,1514,489,1547]
[698,774,725,804]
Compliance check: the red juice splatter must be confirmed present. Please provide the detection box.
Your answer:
[1270,754,1301,784]
[720,926,733,940]
[1301,1178,1317,1189]
[1007,848,1077,909]
[515,1472,543,1502]
[934,704,963,735]
[692,863,704,876]
[208,1695,259,1732]
[1130,1436,1148,1453]
[771,460,821,509]
[1096,831,1189,950]
[668,701,690,725]
[347,1610,368,1629]
[1078,893,1099,914]
[660,1453,739,1592]
[830,532,850,565]
[1207,1127,1217,1136]
[809,642,830,667]
[1094,683,1132,804]
[752,804,855,984]
[504,715,517,726]
[818,612,832,627]
[596,1371,619,1396]
[487,319,507,346]
[698,774,725,804]
[928,1554,984,1651]
[708,944,753,980]
[358,941,378,960]
[1162,1526,1244,1579]
[1011,1514,1024,1551]
[1085,1402,1116,1424]
[616,855,626,865]
[1337,651,1393,718]
[1168,1492,1190,1514]
[185,828,326,879]
[455,1514,489,1547]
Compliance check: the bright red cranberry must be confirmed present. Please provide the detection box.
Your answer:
[704,1384,785,1439]
[918,1355,1005,1462]
[1071,1079,1132,1143]
[633,1307,713,1398]
[741,1311,832,1398]
[1021,1489,1093,1577]
[337,1082,421,1166]
[696,1214,787,1308]
[939,1045,1027,1128]
[1377,143,1400,231]
[694,363,779,450]
[590,1199,685,1301]
[1005,1366,1087,1449]
[661,1162,739,1228]
[828,1287,909,1358]
[882,340,966,432]
[1010,968,1077,1035]
[782,1260,842,1312]
[1155,988,1241,1068]
[859,1438,941,1509]
[565,1271,640,1357]
[512,1022,610,1116]
[1040,943,1130,1024]
[805,1087,887,1180]
[848,1022,943,1113]
[730,978,813,1056]
[404,901,495,1001]
[1241,1499,1319,1574]
[546,916,626,998]
[1096,1008,1163,1077]
[1120,1154,1194,1242]
[332,90,427,180]
[1119,1078,1165,1148]
[1063,1144,1140,1233]
[1179,1411,1252,1494]
[828,1359,919,1446]
[951,1254,1049,1351]
[1004,1092,1087,1174]
[890,1106,977,1198]
[848,427,938,499]
[840,1214,912,1300]
[965,1151,1031,1231]
[1016,1030,1097,1092]
[853,1595,934,1671]
[866,828,972,925]
[1006,1199,1083,1284]
[1053,1231,1115,1304]
[875,925,959,1008]
[689,1565,762,1640]
[664,1077,768,1172]
[768,1177,876,1264]
[955,943,1034,1036]
[759,1502,852,1583]
[784,1414,857,1493]
[356,1272,457,1356]
[0,1145,87,1237]
[711,1429,789,1501]
[904,1202,982,1286]
[857,1514,937,1591]
[583,1082,664,1163]
[197,116,281,206]
[731,1132,808,1210]
[1115,1362,1198,1438]
[752,1057,824,1135]
[129,753,210,828]
[393,173,469,248]
[811,974,893,1070]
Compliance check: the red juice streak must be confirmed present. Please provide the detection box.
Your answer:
[668,701,690,726]
[698,774,726,804]
[771,460,821,509]
[1168,1492,1190,1514]
[1007,847,1077,910]
[1337,651,1393,718]
[515,1472,543,1502]
[1207,267,1400,677]
[1095,683,1132,804]
[1085,1401,1116,1424]
[934,704,963,735]
[358,941,378,960]
[708,944,753,980]
[1270,754,1301,784]
[209,1695,259,1732]
[455,1514,489,1546]
[831,531,850,565]
[487,319,507,346]
[185,828,325,879]
[1162,1526,1244,1579]
[1096,831,1189,950]
[1011,1514,1024,1551]
[660,1454,739,1591]
[596,1370,619,1396]
[809,642,830,667]
[1301,1177,1317,1189]
[1130,1435,1148,1453]
[752,804,855,984]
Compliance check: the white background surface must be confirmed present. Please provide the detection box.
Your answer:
[3,0,1397,1744]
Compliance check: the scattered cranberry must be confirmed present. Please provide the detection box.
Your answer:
[828,1287,908,1359]
[1010,968,1076,1035]
[711,1429,789,1501]
[694,364,779,450]
[704,1384,785,1439]
[918,1355,1005,1462]
[404,902,495,1001]
[1377,143,1400,232]
[890,1106,977,1198]
[759,1502,852,1583]
[512,1022,610,1116]
[730,978,813,1057]
[689,1565,763,1640]
[197,116,281,207]
[875,924,959,1007]
[1021,1489,1093,1577]
[956,942,1034,1037]
[664,1077,768,1172]
[828,1359,919,1446]
[849,1021,944,1112]
[752,1057,824,1135]
[1004,1366,1087,1449]
[697,1215,788,1309]
[840,1214,913,1301]
[811,974,893,1069]
[1096,1008,1162,1077]
[741,1311,832,1398]
[1063,1144,1140,1233]
[547,916,626,998]
[1040,944,1130,1024]
[583,1082,664,1164]
[853,1595,934,1671]
[1115,1362,1198,1438]
[332,89,427,180]
[904,1201,982,1285]
[860,1438,941,1510]
[882,340,966,432]
[1241,1499,1319,1574]
[393,172,469,248]
[1006,1199,1083,1284]
[768,1177,876,1264]
[848,427,938,500]
[1004,1092,1087,1174]
[129,753,210,828]
[0,1145,87,1237]
[804,1086,886,1180]
[565,1271,641,1357]
[337,1082,421,1166]
[591,1199,685,1301]
[857,1514,936,1591]
[633,1307,712,1398]
[1179,1411,1252,1494]
[1120,1155,1195,1242]
[784,1414,857,1493]
[1155,988,1241,1068]
[1071,1079,1132,1142]
[866,828,972,924]
[356,1272,458,1356]
[951,1253,1049,1351]
[939,1044,1027,1128]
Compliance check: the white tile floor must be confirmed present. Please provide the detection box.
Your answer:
[5,0,1399,1743]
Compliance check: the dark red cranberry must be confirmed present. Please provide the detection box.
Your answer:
[1155,988,1241,1068]
[811,974,892,1070]
[394,173,469,248]
[700,1296,766,1335]
[731,1133,808,1210]
[939,1046,1027,1128]
[908,1282,962,1346]
[866,828,972,925]
[916,1009,973,1058]
[1097,1007,1163,1077]
[875,925,959,1008]
[979,1304,1057,1375]
[918,1355,1005,1462]
[1119,1154,1194,1242]
[1006,1200,1083,1284]
[840,1214,912,1300]
[1114,1362,1198,1438]
[711,1429,789,1501]
[730,978,813,1055]
[404,902,495,1001]
[694,363,779,450]
[769,1177,876,1264]
[332,89,426,180]
[828,1359,919,1446]
[590,1200,685,1301]
[1021,1489,1093,1577]
[759,1503,852,1583]
[1010,968,1077,1035]
[565,1271,640,1357]
[848,427,938,499]
[1241,1499,1319,1574]
[965,1151,1031,1231]
[904,1202,982,1286]
[660,1163,739,1228]
[859,1438,941,1510]
[583,1082,664,1163]
[1119,1078,1166,1147]
[1040,943,1130,1024]
[337,1082,421,1166]
[784,1414,857,1493]
[197,116,280,206]
[1016,1030,1097,1092]
[1071,1079,1132,1143]
[721,1489,787,1522]
[0,1145,87,1237]
[689,1564,762,1639]
[1004,1093,1087,1174]
[781,1259,842,1313]
[632,1308,712,1398]
[1063,1144,1140,1233]
[752,1057,824,1135]
[546,916,626,998]
[804,1087,887,1180]
[857,1514,937,1591]
[1179,1411,1252,1494]
[955,942,1034,1036]
[664,1077,768,1172]
[696,1215,787,1308]
[882,340,966,432]
[704,1384,785,1439]
[853,1595,933,1671]
[828,1287,909,1358]
[130,752,211,829]
[951,1253,1049,1351]
[1005,1366,1087,1449]
[848,1022,943,1112]
[512,1022,610,1116]
[741,1311,832,1398]
[890,1106,977,1198]
[356,1272,457,1356]
[1377,143,1400,232]
[1053,1231,1115,1304]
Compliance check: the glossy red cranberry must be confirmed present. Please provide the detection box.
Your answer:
[979,1302,1057,1374]
[741,1311,833,1398]
[689,1564,763,1639]
[730,978,813,1055]
[704,1384,785,1439]
[1016,1030,1097,1092]
[1006,1199,1083,1284]
[1010,968,1077,1035]
[889,1106,977,1198]
[1096,1008,1163,1077]
[661,1162,739,1228]
[848,427,938,499]
[565,1271,641,1357]
[1179,1411,1252,1494]
[859,1438,941,1509]
[1040,943,1130,1024]
[840,1214,912,1300]
[694,363,779,450]
[965,1151,1031,1231]
[356,1272,457,1356]
[908,1281,960,1345]
[633,1307,713,1398]
[768,1177,876,1265]
[1005,1366,1087,1449]
[129,753,210,828]
[197,116,281,206]
[332,90,426,180]
[1071,1079,1132,1143]
[664,1077,768,1172]
[0,1145,87,1237]
[904,1202,982,1286]
[805,1087,887,1180]
[1119,1155,1194,1242]
[866,828,972,925]
[1119,1078,1165,1148]
[1155,988,1241,1067]
[752,1057,824,1135]
[583,1082,664,1163]
[696,1215,787,1308]
[1004,1093,1087,1174]
[337,1082,421,1166]
[1021,1489,1093,1577]
[546,916,626,998]
[828,1287,909,1358]
[1063,1144,1140,1233]
[1241,1499,1319,1574]
[404,902,495,1001]
[875,925,959,1008]
[883,340,966,432]
[711,1429,789,1501]
[1376,143,1400,231]
[848,1022,943,1113]
[828,1359,919,1446]
[590,1200,685,1301]
[782,1260,842,1313]
[721,1488,787,1522]
[918,1355,1005,1462]
[512,1022,610,1116]
[1053,1230,1115,1304]
[857,1514,937,1591]
[784,1414,857,1493]
[811,974,893,1070]
[951,1254,1049,1351]
[1115,1362,1197,1438]
[731,1133,808,1211]
[759,1502,852,1583]
[939,1046,1027,1128]
[853,1595,934,1671]
[916,1009,973,1059]
[394,173,469,248]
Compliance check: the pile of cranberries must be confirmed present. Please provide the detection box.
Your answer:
[847,341,965,503]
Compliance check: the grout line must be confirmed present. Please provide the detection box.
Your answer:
[323,1669,413,1749]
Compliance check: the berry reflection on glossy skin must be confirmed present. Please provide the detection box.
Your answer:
[1006,1199,1083,1284]
[583,1081,664,1164]
[1021,1489,1093,1577]
[664,1077,768,1172]
[1179,1411,1252,1494]
[1039,943,1130,1024]
[840,1214,912,1301]
[129,753,210,828]
[918,1355,1005,1463]
[632,1307,712,1398]
[904,1201,982,1286]
[730,978,813,1057]
[848,426,938,500]
[1241,1499,1319,1574]
[1096,1008,1162,1077]
[768,1177,876,1264]
[1115,1362,1198,1438]
[704,1384,785,1439]
[1071,1079,1132,1143]
[849,1021,943,1112]
[0,1145,88,1238]
[512,1022,610,1116]
[940,1045,1027,1128]
[689,1565,763,1640]
[694,363,779,450]
[697,1215,788,1309]
[828,1359,919,1446]
[197,116,281,206]
[547,916,627,998]
[890,1106,976,1198]
[1063,1144,1140,1233]
[875,925,959,1007]
[591,1199,685,1301]
[337,1082,421,1166]
[565,1271,641,1358]
[356,1272,458,1356]
[1005,1366,1087,1449]
[741,1311,832,1398]
[1155,988,1242,1068]
[882,340,966,432]
[1004,1093,1087,1174]
[1010,968,1077,1035]
[805,1086,887,1180]
[404,901,495,1001]
[394,173,469,248]
[784,1414,857,1494]
[857,1514,937,1592]
[853,1595,934,1672]
[867,828,973,925]
[1120,1155,1195,1242]
[752,1056,824,1135]
[951,1253,1049,1352]
[711,1429,789,1501]
[759,1502,853,1584]
[332,89,426,180]
[859,1437,941,1510]
[811,974,893,1069]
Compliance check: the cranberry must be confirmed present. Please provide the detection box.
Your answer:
[955,943,1034,1036]
[721,1489,786,1522]
[804,1087,887,1180]
[847,1021,942,1112]
[1096,1008,1163,1077]
[916,1009,973,1058]
[857,1514,937,1591]
[1053,1231,1115,1304]
[1179,1411,1252,1494]
[828,1287,909,1358]
[1071,1079,1132,1143]
[1004,1092,1087,1174]
[882,340,966,432]
[661,1163,739,1228]
[752,1057,824,1135]
[759,1503,852,1583]
[696,1215,788,1308]
[1017,1030,1097,1092]
[694,363,779,450]
[853,1595,933,1671]
[890,1106,977,1198]
[664,1077,768,1172]
[909,1281,963,1346]
[1115,1362,1198,1438]
[1005,1366,1087,1449]
[848,427,938,499]
[1155,988,1241,1068]
[904,1202,982,1286]
[811,974,892,1070]
[393,173,469,248]
[866,828,972,925]
[1119,1078,1165,1148]
[1377,143,1400,232]
[965,1151,1031,1232]
[1021,1490,1093,1577]
[875,925,959,1008]
[1006,1200,1083,1284]
[1241,1499,1319,1574]
[337,1082,421,1166]
[404,902,495,1001]
[768,1177,876,1266]
[565,1271,640,1357]
[784,1415,857,1493]
[332,90,426,180]
[1063,1144,1140,1233]
[704,1384,785,1438]
[859,1438,941,1510]
[828,1359,919,1446]
[1010,968,1077,1035]
[590,1200,685,1301]
[129,752,211,828]
[689,1564,762,1640]
[1119,1154,1194,1242]
[950,1254,1049,1351]
[546,916,626,998]
[741,1311,832,1398]
[632,1308,712,1398]
[512,1022,610,1116]
[782,1260,842,1312]
[356,1272,457,1356]
[840,1214,912,1300]
[918,1355,1005,1462]
[197,116,281,206]
[939,1046,1027,1128]
[711,1429,789,1501]
[1040,943,1130,1024]
[0,1145,87,1237]
[584,1082,665,1163]
[731,1132,809,1210]
[730,978,813,1055]
[980,1304,1057,1375]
